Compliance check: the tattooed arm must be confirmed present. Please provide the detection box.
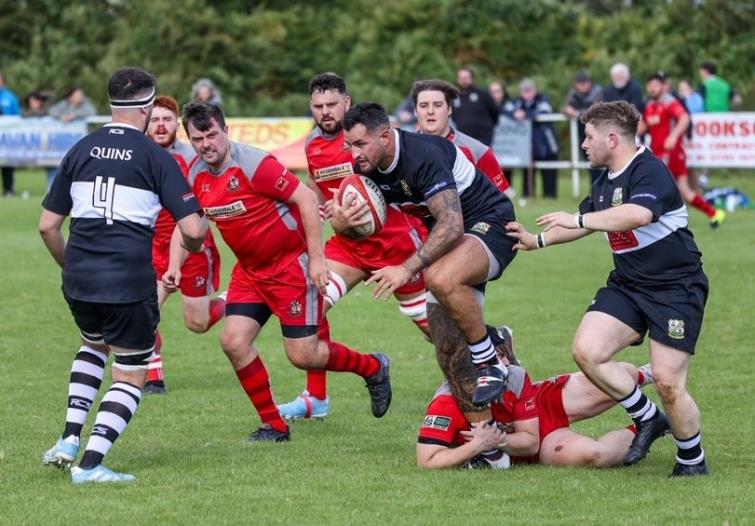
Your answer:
[402,189,464,276]
[366,188,464,299]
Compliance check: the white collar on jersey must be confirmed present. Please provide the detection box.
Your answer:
[103,122,142,132]
[608,146,645,180]
[378,128,400,174]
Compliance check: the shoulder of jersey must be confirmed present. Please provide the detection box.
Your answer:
[305,127,325,150]
[450,129,487,160]
[231,141,272,172]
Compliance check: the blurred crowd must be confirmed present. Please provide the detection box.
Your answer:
[0,62,742,198]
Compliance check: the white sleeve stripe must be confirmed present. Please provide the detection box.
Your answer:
[452,146,476,195]
[70,181,161,227]
[611,205,689,254]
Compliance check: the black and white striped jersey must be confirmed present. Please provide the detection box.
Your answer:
[579,147,703,285]
[364,129,514,228]
[43,123,201,303]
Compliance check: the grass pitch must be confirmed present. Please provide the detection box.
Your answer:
[1,170,754,525]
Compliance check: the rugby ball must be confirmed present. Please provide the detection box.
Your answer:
[338,175,388,237]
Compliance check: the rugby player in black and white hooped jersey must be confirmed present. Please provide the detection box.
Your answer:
[507,101,710,477]
[39,67,207,484]
[343,102,517,424]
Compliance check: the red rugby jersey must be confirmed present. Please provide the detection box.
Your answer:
[189,142,305,278]
[643,94,687,155]
[447,128,510,192]
[305,127,355,198]
[152,140,216,249]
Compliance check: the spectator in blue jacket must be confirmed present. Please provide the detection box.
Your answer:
[0,71,21,196]
[503,78,560,198]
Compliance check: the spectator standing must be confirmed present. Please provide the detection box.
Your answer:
[698,62,741,112]
[191,78,223,106]
[47,87,96,187]
[0,71,21,196]
[678,80,704,114]
[452,66,499,145]
[393,94,417,131]
[563,71,603,184]
[603,63,645,113]
[503,78,559,198]
[488,80,510,110]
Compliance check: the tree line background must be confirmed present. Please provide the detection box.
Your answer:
[1,0,753,116]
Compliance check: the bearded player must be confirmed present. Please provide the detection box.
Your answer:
[277,73,430,420]
[640,72,725,228]
[145,95,226,394]
[168,101,391,442]
[412,79,514,200]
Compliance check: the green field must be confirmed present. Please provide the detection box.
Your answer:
[2,170,754,525]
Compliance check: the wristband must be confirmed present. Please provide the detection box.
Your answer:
[536,233,546,249]
[576,214,585,229]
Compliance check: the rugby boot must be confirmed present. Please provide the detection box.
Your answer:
[365,353,392,418]
[624,411,670,465]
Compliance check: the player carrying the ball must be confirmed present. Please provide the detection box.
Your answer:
[343,102,517,410]
[168,102,392,442]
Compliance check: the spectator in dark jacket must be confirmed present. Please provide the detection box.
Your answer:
[603,63,645,113]
[503,78,559,198]
[563,71,603,183]
[452,66,500,145]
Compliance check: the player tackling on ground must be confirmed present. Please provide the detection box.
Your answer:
[145,95,226,394]
[174,102,391,442]
[507,101,710,477]
[343,102,517,410]
[40,67,207,483]
[417,340,655,469]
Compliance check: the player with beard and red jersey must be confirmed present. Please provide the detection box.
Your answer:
[640,72,724,228]
[411,79,514,200]
[277,73,430,420]
[167,102,392,442]
[144,95,226,394]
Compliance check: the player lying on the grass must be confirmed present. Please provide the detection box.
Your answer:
[278,73,429,420]
[145,95,226,395]
[411,78,514,200]
[417,344,654,470]
[171,102,392,443]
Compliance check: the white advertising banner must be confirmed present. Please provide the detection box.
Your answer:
[687,113,755,168]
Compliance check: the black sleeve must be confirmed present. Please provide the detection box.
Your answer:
[41,153,73,215]
[627,161,678,221]
[578,193,594,214]
[411,148,458,201]
[156,151,202,221]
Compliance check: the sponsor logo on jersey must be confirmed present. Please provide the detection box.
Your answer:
[90,146,133,161]
[524,397,536,412]
[275,175,290,192]
[288,300,302,317]
[422,415,451,431]
[313,162,354,182]
[471,222,491,235]
[182,192,195,202]
[108,128,124,135]
[400,179,412,196]
[194,276,206,289]
[611,187,623,206]
[204,200,247,219]
[227,175,240,192]
[201,183,213,194]
[667,319,685,339]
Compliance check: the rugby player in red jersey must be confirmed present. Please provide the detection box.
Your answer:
[640,72,725,228]
[277,73,430,420]
[145,95,226,394]
[417,341,654,469]
[411,79,514,200]
[169,102,391,442]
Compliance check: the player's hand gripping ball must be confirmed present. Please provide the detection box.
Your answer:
[337,175,387,237]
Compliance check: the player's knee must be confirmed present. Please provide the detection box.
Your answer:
[572,341,596,370]
[285,342,319,369]
[184,316,209,334]
[220,331,245,356]
[424,266,454,298]
[653,374,683,405]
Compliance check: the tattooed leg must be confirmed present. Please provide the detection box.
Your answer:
[428,302,492,421]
